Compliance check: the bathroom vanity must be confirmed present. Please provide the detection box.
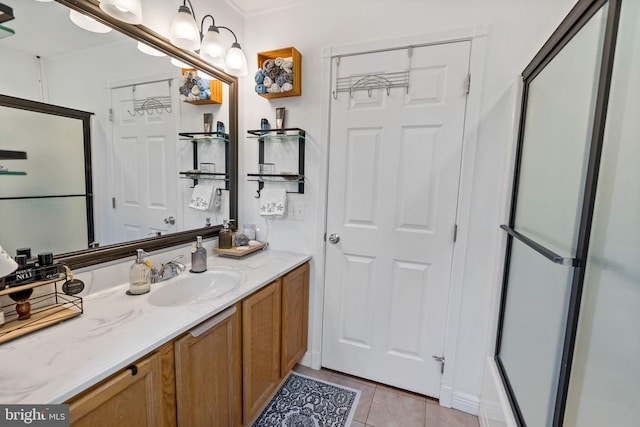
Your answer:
[0,250,310,426]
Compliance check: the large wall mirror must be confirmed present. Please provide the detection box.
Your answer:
[0,0,238,269]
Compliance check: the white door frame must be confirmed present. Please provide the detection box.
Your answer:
[312,26,488,409]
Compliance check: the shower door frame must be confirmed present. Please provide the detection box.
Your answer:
[494,0,623,426]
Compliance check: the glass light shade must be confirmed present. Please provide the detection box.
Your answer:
[99,0,142,25]
[200,27,226,66]
[224,43,248,76]
[69,10,112,34]
[169,6,200,51]
[197,70,217,80]
[137,41,166,57]
[0,245,18,278]
[170,57,191,69]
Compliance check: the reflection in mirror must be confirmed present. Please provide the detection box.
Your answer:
[0,0,237,268]
[0,97,93,256]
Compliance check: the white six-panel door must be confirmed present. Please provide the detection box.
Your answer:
[322,41,471,397]
[109,82,178,244]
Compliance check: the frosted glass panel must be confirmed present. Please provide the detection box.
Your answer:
[0,106,86,198]
[0,197,89,255]
[500,239,573,427]
[514,7,608,256]
[564,1,640,425]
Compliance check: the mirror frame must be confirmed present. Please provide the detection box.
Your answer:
[51,0,238,269]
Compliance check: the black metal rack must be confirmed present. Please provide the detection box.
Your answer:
[178,132,230,189]
[0,149,27,175]
[246,127,305,198]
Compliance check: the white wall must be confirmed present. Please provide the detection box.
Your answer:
[237,0,577,410]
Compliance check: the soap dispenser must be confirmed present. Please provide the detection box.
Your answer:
[219,219,233,249]
[190,236,207,273]
[128,249,151,295]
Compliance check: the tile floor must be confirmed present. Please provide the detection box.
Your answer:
[293,365,480,427]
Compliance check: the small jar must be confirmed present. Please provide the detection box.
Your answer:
[216,121,225,135]
[37,252,59,280]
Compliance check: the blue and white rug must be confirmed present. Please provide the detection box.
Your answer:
[252,372,361,427]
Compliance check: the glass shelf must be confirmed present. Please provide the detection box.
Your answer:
[180,171,228,181]
[0,171,27,176]
[178,132,229,143]
[247,173,304,183]
[0,24,14,40]
[246,128,306,140]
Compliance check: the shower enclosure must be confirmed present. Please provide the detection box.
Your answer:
[495,0,639,425]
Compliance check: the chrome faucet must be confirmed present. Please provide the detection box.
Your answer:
[152,255,186,282]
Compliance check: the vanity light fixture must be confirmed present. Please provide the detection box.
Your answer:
[69,10,112,34]
[137,41,166,57]
[99,0,142,25]
[169,0,248,76]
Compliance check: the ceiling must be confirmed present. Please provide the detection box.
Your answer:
[224,0,307,15]
[1,0,309,59]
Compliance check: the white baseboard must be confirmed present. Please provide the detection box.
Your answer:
[299,351,312,367]
[451,391,480,416]
[478,358,518,427]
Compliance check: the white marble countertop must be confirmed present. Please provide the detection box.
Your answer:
[0,249,311,404]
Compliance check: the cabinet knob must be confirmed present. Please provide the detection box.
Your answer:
[126,365,138,376]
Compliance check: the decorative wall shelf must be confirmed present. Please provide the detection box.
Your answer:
[246,128,305,197]
[256,47,302,99]
[179,132,230,188]
[0,149,27,175]
[181,69,223,104]
[0,266,83,345]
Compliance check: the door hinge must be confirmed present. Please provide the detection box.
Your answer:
[453,224,458,243]
[108,108,114,122]
[112,197,116,209]
[433,355,445,374]
[464,74,471,95]
[323,232,327,242]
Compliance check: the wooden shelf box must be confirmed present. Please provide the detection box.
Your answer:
[256,47,302,99]
[181,68,223,104]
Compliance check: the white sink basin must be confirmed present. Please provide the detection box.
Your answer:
[147,269,244,307]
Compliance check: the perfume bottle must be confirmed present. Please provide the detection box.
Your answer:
[128,249,151,295]
[190,236,207,273]
[219,219,233,249]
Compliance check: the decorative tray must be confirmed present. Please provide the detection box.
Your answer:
[213,241,267,258]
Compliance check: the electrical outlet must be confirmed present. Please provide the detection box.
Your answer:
[289,201,305,221]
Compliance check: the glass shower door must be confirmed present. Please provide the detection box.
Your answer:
[563,0,640,424]
[496,4,609,426]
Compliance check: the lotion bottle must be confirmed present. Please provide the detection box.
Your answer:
[190,236,207,273]
[128,249,151,295]
[219,219,233,249]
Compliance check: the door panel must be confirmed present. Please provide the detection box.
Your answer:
[110,81,177,244]
[323,41,471,396]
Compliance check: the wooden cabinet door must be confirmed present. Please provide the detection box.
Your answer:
[242,279,282,423]
[174,304,241,427]
[281,263,309,375]
[69,352,163,427]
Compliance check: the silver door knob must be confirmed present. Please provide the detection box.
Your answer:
[328,233,340,244]
[164,216,175,225]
